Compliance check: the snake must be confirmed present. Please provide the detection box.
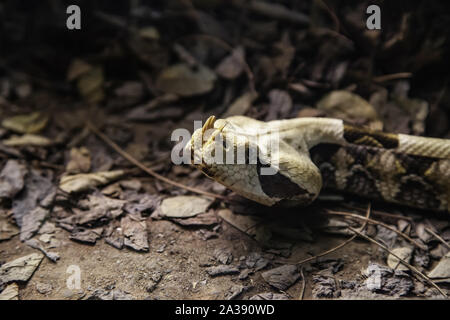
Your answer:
[186,115,450,213]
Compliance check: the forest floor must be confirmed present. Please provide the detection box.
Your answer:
[1,0,449,300]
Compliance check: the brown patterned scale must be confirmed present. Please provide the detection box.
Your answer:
[311,124,450,213]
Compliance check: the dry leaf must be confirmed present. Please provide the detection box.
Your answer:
[428,251,450,280]
[20,207,49,241]
[77,66,105,104]
[223,91,258,117]
[2,112,49,134]
[215,46,245,79]
[59,170,124,193]
[156,63,216,96]
[249,1,309,25]
[0,283,19,300]
[261,265,300,291]
[67,58,94,81]
[264,89,292,121]
[0,160,27,199]
[70,227,103,244]
[0,215,20,241]
[387,247,413,271]
[121,214,149,252]
[12,169,55,227]
[138,26,160,40]
[316,90,381,129]
[217,209,272,246]
[0,253,44,284]
[67,59,105,104]
[159,196,212,218]
[3,134,52,147]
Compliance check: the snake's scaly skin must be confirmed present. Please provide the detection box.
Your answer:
[186,116,450,213]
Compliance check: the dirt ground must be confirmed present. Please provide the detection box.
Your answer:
[2,214,380,300]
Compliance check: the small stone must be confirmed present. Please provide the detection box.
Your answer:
[36,282,52,295]
[62,288,74,299]
[156,244,166,253]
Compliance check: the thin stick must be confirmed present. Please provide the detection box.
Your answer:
[348,227,447,299]
[295,203,372,265]
[299,267,306,300]
[425,227,450,250]
[326,210,427,250]
[341,204,413,221]
[86,121,228,201]
[373,72,412,83]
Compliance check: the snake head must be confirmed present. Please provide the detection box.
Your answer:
[185,116,228,172]
[185,116,321,207]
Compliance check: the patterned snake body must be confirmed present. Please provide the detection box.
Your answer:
[187,116,450,213]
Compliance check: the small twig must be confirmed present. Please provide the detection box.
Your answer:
[348,227,447,299]
[373,72,412,83]
[86,121,228,201]
[341,204,414,221]
[34,161,65,171]
[326,210,427,250]
[299,267,306,300]
[295,203,372,265]
[425,227,450,250]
